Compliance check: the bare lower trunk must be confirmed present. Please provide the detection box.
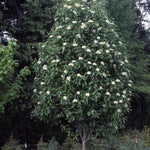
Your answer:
[82,139,86,150]
[77,122,90,150]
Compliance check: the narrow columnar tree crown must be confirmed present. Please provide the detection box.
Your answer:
[34,0,132,140]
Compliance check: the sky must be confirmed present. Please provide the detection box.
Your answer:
[137,0,150,30]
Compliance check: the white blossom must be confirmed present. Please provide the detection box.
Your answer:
[111,81,115,85]
[82,0,87,2]
[89,10,95,14]
[86,49,91,53]
[68,63,74,66]
[94,40,98,44]
[101,61,104,65]
[73,42,78,46]
[128,83,132,87]
[63,96,67,100]
[96,68,100,72]
[102,73,106,77]
[41,82,45,85]
[41,45,45,48]
[117,109,121,113]
[67,25,71,30]
[87,71,91,75]
[77,91,80,95]
[93,62,97,66]
[116,79,120,82]
[88,20,94,23]
[72,21,77,24]
[66,76,71,81]
[85,93,90,97]
[113,101,118,104]
[75,3,80,7]
[124,104,128,107]
[123,90,126,94]
[73,99,78,103]
[71,60,76,63]
[122,72,128,76]
[43,65,47,70]
[57,36,61,39]
[81,8,85,10]
[67,5,72,9]
[49,35,53,38]
[106,50,110,53]
[97,36,100,39]
[33,89,37,93]
[119,100,123,103]
[76,34,81,38]
[106,91,110,95]
[99,42,105,45]
[81,23,86,29]
[46,91,50,95]
[77,73,82,77]
[113,64,116,68]
[81,45,86,49]
[37,101,41,105]
[39,91,42,94]
[95,50,101,54]
[97,27,101,31]
[55,59,60,62]
[119,41,122,45]
[63,43,67,46]
[99,86,103,90]
[64,70,67,74]
[116,93,120,96]
[79,57,83,60]
[110,59,113,63]
[87,61,92,65]
[73,11,77,15]
[37,60,41,64]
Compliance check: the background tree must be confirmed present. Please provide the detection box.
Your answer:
[0,0,58,144]
[0,41,30,112]
[106,0,150,129]
[33,0,132,150]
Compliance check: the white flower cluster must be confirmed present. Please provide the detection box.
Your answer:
[85,93,90,97]
[37,60,41,64]
[46,91,50,95]
[95,50,101,54]
[121,72,128,76]
[68,63,74,66]
[41,82,45,85]
[66,76,71,81]
[43,65,47,70]
[81,23,86,29]
[73,99,78,103]
[73,42,78,46]
[51,59,60,63]
[63,96,67,100]
[67,25,71,30]
[79,57,83,60]
[75,3,80,7]
[76,34,81,38]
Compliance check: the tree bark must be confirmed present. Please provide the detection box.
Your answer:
[82,139,86,150]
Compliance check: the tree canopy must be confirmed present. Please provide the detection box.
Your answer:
[33,0,132,149]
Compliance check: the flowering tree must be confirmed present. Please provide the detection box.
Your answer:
[33,0,132,150]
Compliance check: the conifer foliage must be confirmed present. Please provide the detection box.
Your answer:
[33,0,132,149]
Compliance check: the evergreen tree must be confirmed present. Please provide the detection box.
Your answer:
[33,0,132,150]
[106,0,150,128]
[0,0,56,144]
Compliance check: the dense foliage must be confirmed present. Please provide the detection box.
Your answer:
[33,0,132,149]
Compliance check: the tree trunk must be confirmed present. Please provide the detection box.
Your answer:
[82,139,86,150]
